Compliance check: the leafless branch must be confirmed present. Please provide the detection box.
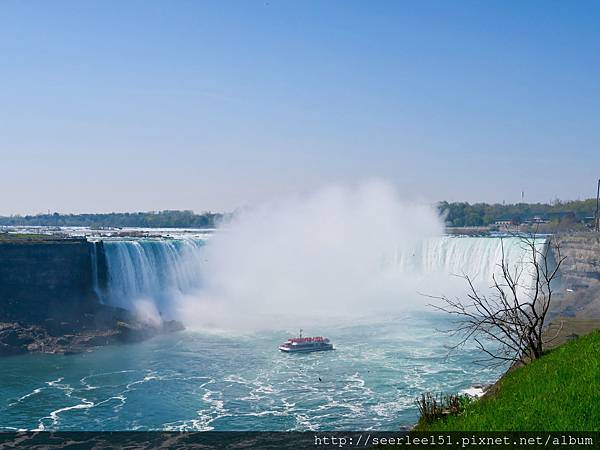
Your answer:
[429,233,564,365]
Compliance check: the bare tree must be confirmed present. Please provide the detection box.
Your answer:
[431,233,566,366]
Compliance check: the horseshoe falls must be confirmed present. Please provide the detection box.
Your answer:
[98,235,541,326]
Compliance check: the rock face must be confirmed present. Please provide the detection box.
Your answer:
[0,237,101,324]
[550,232,600,318]
[0,322,38,356]
[0,235,183,356]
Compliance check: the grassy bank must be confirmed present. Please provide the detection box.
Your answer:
[417,329,600,431]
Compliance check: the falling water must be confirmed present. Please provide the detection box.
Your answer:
[97,235,544,325]
[90,242,102,301]
[394,236,543,281]
[100,238,206,315]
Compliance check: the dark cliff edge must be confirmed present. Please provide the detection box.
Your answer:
[0,236,99,323]
[0,234,183,356]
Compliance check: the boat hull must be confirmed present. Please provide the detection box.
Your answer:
[278,344,334,353]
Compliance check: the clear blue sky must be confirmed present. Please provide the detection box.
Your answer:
[1,0,599,214]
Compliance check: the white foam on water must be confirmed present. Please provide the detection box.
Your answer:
[8,388,43,407]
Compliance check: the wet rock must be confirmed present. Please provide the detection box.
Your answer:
[163,320,185,333]
[0,323,40,355]
[0,316,185,357]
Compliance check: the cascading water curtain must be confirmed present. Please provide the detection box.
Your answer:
[101,239,206,313]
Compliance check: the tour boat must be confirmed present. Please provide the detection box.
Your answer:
[278,330,334,353]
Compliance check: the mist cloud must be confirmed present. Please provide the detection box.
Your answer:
[177,181,445,331]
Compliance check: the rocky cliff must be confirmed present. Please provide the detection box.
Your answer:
[549,232,600,318]
[0,236,102,324]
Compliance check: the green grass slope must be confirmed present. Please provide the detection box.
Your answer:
[420,330,600,431]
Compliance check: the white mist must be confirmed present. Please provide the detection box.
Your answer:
[177,181,445,331]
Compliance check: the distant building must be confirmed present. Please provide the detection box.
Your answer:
[494,218,513,228]
[529,216,550,225]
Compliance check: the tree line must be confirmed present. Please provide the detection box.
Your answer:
[438,198,597,227]
[0,210,224,229]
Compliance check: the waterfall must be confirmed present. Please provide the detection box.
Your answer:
[90,242,102,301]
[390,236,547,303]
[96,235,545,321]
[394,236,542,282]
[100,238,206,315]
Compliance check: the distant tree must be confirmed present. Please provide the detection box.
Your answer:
[437,199,597,228]
[0,211,224,229]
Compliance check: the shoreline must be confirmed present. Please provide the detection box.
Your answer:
[0,306,184,357]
